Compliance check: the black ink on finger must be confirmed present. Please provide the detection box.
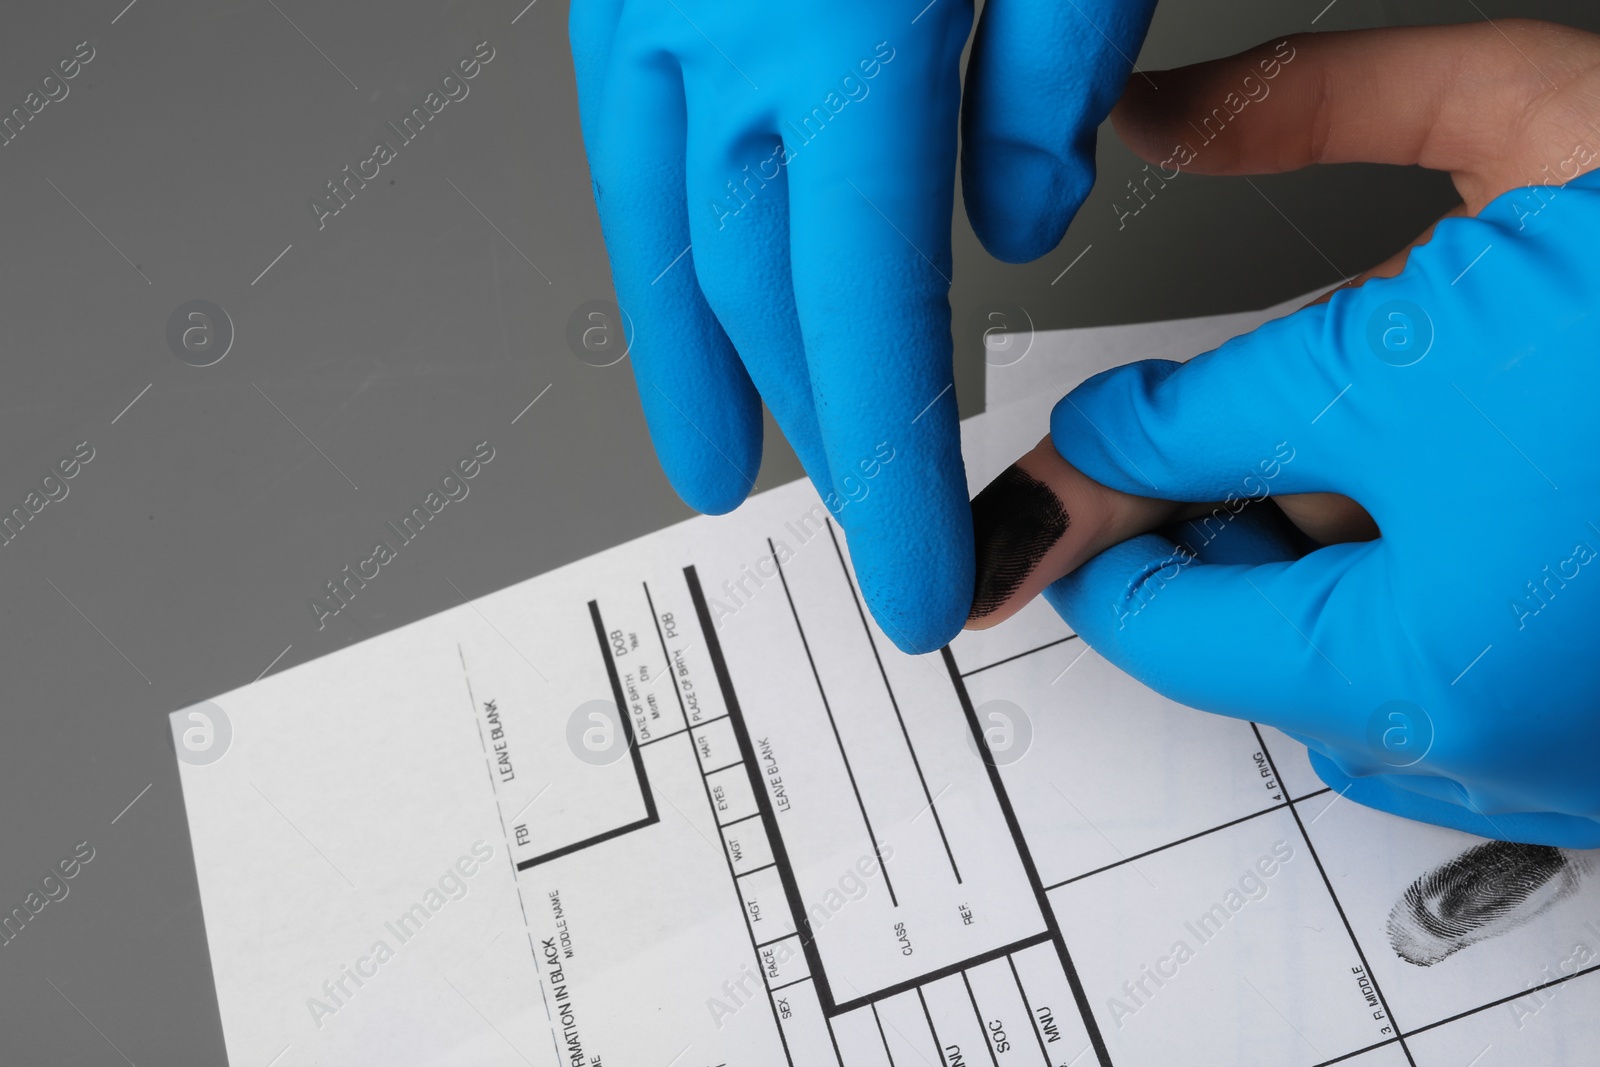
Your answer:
[969,467,1070,622]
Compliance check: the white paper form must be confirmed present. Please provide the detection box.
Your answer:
[176,313,1600,1067]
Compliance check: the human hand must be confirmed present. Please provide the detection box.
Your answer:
[986,21,1600,846]
[569,0,1157,652]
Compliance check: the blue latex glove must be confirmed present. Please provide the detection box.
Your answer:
[570,0,1157,652]
[1046,171,1600,848]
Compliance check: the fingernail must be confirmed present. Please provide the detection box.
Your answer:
[969,465,1071,623]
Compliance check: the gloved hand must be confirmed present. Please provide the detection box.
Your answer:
[569,0,1157,652]
[1046,23,1600,847]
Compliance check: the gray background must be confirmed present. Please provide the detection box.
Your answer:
[1,0,1594,1062]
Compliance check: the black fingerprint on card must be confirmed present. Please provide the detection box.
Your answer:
[1387,842,1585,967]
[969,467,1070,620]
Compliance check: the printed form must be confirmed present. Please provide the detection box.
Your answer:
[174,312,1600,1067]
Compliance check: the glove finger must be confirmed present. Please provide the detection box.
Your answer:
[1050,304,1344,505]
[962,0,1157,263]
[1049,526,1600,829]
[1043,533,1390,738]
[1165,497,1311,567]
[567,0,624,123]
[681,107,833,498]
[1307,752,1600,849]
[785,28,973,654]
[1057,177,1600,523]
[582,46,761,514]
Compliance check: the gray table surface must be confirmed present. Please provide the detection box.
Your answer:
[2,0,1592,1062]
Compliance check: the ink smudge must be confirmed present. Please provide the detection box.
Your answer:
[1387,842,1585,967]
[969,466,1070,621]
